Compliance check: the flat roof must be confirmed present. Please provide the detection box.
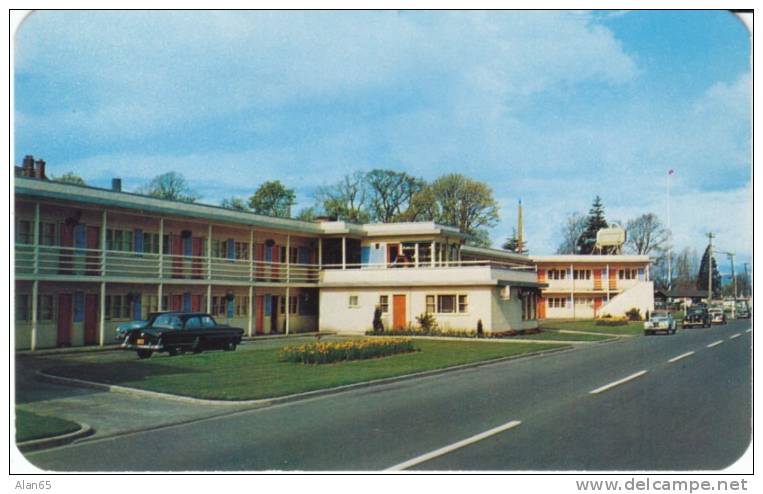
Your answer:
[531,255,651,263]
[15,177,470,240]
[461,245,535,266]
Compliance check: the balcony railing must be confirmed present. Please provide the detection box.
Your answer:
[14,244,320,284]
[321,259,535,271]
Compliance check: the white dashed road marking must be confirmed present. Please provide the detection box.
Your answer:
[589,371,648,395]
[386,420,522,471]
[668,351,695,363]
[745,329,752,334]
[706,340,724,348]
[729,333,741,340]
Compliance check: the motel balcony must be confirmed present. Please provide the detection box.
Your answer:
[319,260,539,288]
[14,244,320,285]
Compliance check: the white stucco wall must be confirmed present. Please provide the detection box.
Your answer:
[491,287,539,332]
[598,281,654,318]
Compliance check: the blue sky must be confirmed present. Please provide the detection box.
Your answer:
[13,10,751,272]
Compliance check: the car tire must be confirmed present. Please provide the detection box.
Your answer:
[192,337,203,354]
[167,347,178,356]
[137,350,152,360]
[224,341,237,352]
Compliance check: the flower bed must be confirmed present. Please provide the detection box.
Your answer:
[278,337,417,364]
[366,328,478,338]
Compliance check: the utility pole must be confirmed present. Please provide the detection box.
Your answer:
[707,234,713,303]
[743,263,749,298]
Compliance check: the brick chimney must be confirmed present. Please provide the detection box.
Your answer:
[22,155,34,177]
[34,159,46,179]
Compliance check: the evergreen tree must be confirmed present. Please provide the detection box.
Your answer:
[697,245,722,299]
[502,228,527,254]
[576,196,608,254]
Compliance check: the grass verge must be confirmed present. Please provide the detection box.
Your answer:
[540,319,644,336]
[44,339,565,401]
[510,330,614,342]
[16,408,81,443]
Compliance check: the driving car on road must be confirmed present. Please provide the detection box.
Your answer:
[122,312,245,359]
[644,311,677,335]
[682,307,710,329]
[708,308,727,325]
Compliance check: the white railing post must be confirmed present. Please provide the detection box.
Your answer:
[30,280,38,351]
[414,243,419,268]
[286,234,291,283]
[318,238,322,270]
[207,284,212,314]
[431,240,435,268]
[247,285,253,337]
[158,218,164,279]
[285,286,290,335]
[101,210,107,276]
[33,203,40,275]
[99,281,106,346]
[207,224,212,281]
[249,229,254,282]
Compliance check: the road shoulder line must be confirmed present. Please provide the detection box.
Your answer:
[707,340,724,348]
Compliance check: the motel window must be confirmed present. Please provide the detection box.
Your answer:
[289,296,298,315]
[290,247,299,264]
[425,295,436,314]
[142,232,160,254]
[16,295,31,321]
[236,242,249,261]
[548,269,567,280]
[112,295,123,320]
[106,229,133,252]
[39,222,57,246]
[236,296,249,316]
[430,294,468,314]
[145,295,159,315]
[379,295,389,313]
[418,242,432,264]
[16,220,32,244]
[618,269,637,280]
[348,295,359,308]
[211,240,222,259]
[573,269,591,280]
[548,297,567,309]
[38,295,54,321]
[279,296,286,315]
[521,291,535,321]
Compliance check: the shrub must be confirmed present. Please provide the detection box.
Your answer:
[595,317,628,326]
[372,306,384,332]
[625,307,642,321]
[278,338,417,364]
[365,327,478,338]
[416,312,438,332]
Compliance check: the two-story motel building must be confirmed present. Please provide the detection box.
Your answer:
[13,160,653,351]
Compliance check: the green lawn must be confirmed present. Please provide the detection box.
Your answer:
[45,339,565,401]
[510,330,614,342]
[540,319,644,336]
[16,409,81,443]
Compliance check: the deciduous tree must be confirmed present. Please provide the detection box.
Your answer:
[248,181,296,218]
[138,171,199,202]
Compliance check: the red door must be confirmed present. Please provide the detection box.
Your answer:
[57,293,72,346]
[191,294,202,312]
[192,238,203,278]
[271,245,280,281]
[593,297,603,317]
[170,294,182,311]
[536,295,546,320]
[593,269,602,290]
[393,294,406,330]
[171,234,183,278]
[59,223,74,274]
[255,295,264,334]
[84,294,98,345]
[86,226,100,275]
[255,244,265,280]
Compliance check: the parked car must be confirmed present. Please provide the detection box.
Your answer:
[735,302,751,319]
[115,311,169,342]
[682,307,710,329]
[122,312,245,359]
[644,311,677,335]
[708,308,727,325]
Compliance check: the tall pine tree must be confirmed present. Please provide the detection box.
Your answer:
[697,244,722,299]
[576,196,609,254]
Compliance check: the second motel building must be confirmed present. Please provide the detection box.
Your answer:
[14,173,653,351]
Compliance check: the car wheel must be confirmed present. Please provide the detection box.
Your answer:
[167,347,178,356]
[224,341,237,352]
[192,337,203,354]
[137,350,152,360]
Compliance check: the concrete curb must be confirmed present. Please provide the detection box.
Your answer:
[37,345,574,408]
[555,329,636,338]
[17,422,94,453]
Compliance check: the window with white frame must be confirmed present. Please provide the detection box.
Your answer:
[16,220,32,244]
[142,232,160,254]
[379,295,389,313]
[16,294,31,321]
[106,229,133,252]
[38,294,54,321]
[427,294,468,314]
[547,297,567,309]
[573,269,591,280]
[618,268,637,280]
[348,295,359,308]
[289,295,298,314]
[548,269,567,280]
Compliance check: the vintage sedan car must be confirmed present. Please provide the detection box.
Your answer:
[122,312,244,359]
[644,311,677,335]
[115,311,169,342]
[682,307,710,329]
[708,308,727,325]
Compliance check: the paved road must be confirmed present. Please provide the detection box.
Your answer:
[21,320,751,471]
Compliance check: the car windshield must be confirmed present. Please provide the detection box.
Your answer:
[652,312,669,319]
[152,314,183,329]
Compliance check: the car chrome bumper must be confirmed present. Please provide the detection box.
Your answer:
[121,343,164,351]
